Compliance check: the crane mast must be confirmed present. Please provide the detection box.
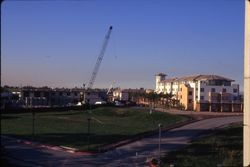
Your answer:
[87,26,113,89]
[107,81,115,95]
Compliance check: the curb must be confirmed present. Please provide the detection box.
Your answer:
[98,118,198,152]
[98,112,243,152]
[1,136,94,155]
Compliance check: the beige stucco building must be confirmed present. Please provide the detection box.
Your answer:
[155,73,242,112]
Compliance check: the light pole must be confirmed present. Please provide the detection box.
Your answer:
[83,83,85,106]
[87,117,91,150]
[32,107,35,139]
[158,123,162,166]
[30,98,35,140]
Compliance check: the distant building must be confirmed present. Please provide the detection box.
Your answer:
[1,87,23,109]
[122,88,146,104]
[21,87,83,107]
[112,88,129,101]
[155,73,242,112]
[145,89,154,94]
[84,91,104,105]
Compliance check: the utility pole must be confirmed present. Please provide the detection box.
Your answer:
[244,0,250,166]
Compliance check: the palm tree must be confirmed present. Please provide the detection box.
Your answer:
[160,93,174,108]
[145,92,162,109]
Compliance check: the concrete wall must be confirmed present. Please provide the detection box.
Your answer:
[244,0,250,166]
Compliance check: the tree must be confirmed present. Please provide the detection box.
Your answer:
[160,93,174,108]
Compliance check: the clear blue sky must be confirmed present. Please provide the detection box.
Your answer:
[1,0,244,89]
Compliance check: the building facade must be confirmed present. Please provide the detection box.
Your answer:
[21,87,83,107]
[112,88,129,101]
[155,73,242,112]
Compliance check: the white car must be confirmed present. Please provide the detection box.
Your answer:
[76,101,85,106]
[114,101,124,106]
[95,101,107,105]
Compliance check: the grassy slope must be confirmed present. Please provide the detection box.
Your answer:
[1,107,187,151]
[162,124,243,167]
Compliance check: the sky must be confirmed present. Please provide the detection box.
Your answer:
[1,0,245,90]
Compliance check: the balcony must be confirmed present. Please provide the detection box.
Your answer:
[208,92,233,103]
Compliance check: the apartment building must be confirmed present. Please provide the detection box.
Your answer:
[84,90,107,105]
[21,87,83,107]
[155,73,242,112]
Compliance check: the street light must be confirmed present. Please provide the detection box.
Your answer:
[158,123,163,166]
[83,83,85,106]
[29,98,35,140]
[32,107,35,139]
[87,117,91,150]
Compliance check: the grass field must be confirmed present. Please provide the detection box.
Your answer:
[162,123,243,167]
[1,107,187,151]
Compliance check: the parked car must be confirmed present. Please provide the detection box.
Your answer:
[95,101,107,105]
[114,100,125,107]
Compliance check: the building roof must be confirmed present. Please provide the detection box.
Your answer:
[163,78,178,83]
[156,73,167,76]
[161,74,234,83]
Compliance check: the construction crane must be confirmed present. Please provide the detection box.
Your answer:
[86,26,113,89]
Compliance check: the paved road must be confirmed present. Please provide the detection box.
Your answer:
[1,116,242,167]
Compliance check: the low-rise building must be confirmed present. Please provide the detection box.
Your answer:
[21,87,84,107]
[155,73,242,112]
[112,88,129,101]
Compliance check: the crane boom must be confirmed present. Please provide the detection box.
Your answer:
[107,81,115,95]
[87,26,113,89]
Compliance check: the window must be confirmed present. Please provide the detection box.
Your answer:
[34,91,41,97]
[233,89,238,93]
[211,88,215,92]
[222,88,227,93]
[23,91,29,97]
[44,92,49,97]
[188,99,192,103]
[200,96,204,100]
[188,91,192,95]
[200,88,204,92]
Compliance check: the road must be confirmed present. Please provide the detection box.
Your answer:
[1,115,242,167]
